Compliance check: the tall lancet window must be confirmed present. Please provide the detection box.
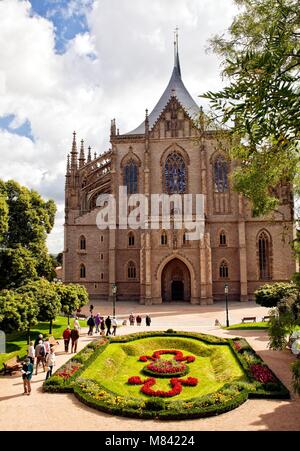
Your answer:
[258,231,271,280]
[124,161,138,194]
[214,156,228,192]
[164,152,186,194]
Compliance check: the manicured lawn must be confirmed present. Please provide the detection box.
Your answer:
[224,321,270,330]
[80,336,246,400]
[0,316,86,367]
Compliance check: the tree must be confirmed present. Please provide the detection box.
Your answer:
[0,181,8,242]
[0,180,56,289]
[268,290,300,349]
[203,0,300,216]
[0,245,38,289]
[17,279,61,334]
[255,282,298,307]
[0,290,39,344]
[55,283,88,325]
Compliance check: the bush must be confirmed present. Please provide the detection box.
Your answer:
[255,282,297,308]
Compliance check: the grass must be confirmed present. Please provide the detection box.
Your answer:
[224,321,270,330]
[0,316,86,367]
[80,336,247,400]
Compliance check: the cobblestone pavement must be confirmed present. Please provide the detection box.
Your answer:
[0,301,299,431]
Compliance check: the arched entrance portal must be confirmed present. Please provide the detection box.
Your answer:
[161,258,191,302]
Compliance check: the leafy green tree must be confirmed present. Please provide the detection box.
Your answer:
[0,245,38,289]
[268,291,300,349]
[0,179,56,289]
[0,182,8,242]
[17,279,61,334]
[255,282,298,307]
[203,0,300,216]
[0,290,39,344]
[55,283,88,325]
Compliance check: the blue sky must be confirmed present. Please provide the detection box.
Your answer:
[29,0,93,53]
[0,0,93,140]
[0,0,239,254]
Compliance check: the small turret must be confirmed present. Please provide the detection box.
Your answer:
[70,131,78,170]
[111,119,116,137]
[79,139,85,168]
[87,146,92,163]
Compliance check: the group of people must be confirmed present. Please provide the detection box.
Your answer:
[86,314,118,336]
[128,313,151,326]
[21,333,57,395]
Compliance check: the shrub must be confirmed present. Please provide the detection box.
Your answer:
[255,282,297,308]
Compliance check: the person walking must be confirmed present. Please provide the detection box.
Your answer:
[70,327,79,353]
[95,313,101,334]
[45,347,56,380]
[105,315,112,336]
[100,317,105,336]
[63,326,71,352]
[136,315,142,326]
[27,341,35,364]
[44,337,50,359]
[74,317,80,331]
[145,315,151,327]
[87,315,95,336]
[35,340,46,374]
[89,304,94,315]
[111,317,117,336]
[21,358,33,395]
[129,313,135,326]
[34,334,43,348]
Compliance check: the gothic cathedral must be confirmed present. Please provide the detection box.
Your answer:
[63,39,296,304]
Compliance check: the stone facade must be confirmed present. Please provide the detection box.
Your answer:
[63,44,296,305]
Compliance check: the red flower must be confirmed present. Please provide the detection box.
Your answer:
[139,350,196,364]
[128,376,143,385]
[146,360,187,374]
[250,364,275,383]
[127,375,199,397]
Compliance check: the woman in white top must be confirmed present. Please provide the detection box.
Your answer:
[74,317,80,332]
[28,341,35,364]
[45,348,56,380]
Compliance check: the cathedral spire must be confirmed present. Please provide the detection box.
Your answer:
[79,139,85,168]
[71,131,78,170]
[174,27,181,78]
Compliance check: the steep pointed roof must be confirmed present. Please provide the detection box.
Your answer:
[126,33,199,135]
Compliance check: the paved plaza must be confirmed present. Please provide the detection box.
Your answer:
[0,301,299,431]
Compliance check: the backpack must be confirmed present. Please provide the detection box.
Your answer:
[39,345,45,357]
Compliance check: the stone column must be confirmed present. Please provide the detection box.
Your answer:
[238,195,248,301]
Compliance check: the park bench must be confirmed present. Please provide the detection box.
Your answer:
[241,316,256,323]
[3,355,21,375]
[262,316,271,322]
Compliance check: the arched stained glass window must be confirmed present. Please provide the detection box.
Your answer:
[124,161,138,194]
[214,156,228,192]
[219,261,229,279]
[258,231,271,280]
[127,261,136,279]
[164,152,186,194]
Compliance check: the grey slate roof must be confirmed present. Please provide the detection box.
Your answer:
[125,45,200,135]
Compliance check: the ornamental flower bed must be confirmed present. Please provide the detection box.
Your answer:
[57,363,82,380]
[146,360,187,374]
[250,364,275,384]
[139,349,195,363]
[128,375,199,397]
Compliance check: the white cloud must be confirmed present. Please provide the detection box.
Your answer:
[0,0,238,254]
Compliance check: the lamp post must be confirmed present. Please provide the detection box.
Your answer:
[112,283,117,318]
[224,283,229,327]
